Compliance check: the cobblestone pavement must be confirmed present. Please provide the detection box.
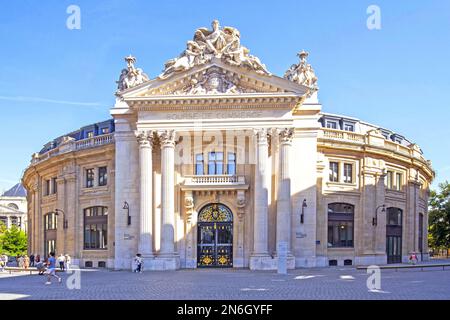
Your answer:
[0,266,449,300]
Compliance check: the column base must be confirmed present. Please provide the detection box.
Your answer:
[142,255,180,271]
[249,254,295,270]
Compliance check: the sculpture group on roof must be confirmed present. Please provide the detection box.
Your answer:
[284,50,318,90]
[116,55,150,91]
[158,20,271,79]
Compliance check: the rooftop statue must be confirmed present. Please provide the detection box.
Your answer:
[159,20,271,79]
[116,55,149,91]
[284,50,318,93]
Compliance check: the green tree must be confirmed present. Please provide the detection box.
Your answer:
[428,181,450,257]
[0,221,5,253]
[0,225,27,256]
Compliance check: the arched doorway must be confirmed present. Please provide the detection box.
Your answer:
[197,203,233,268]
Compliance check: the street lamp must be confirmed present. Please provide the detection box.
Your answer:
[123,201,131,225]
[372,204,386,226]
[300,199,307,224]
[54,209,68,229]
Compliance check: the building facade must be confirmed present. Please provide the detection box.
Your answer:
[0,183,27,232]
[22,21,434,270]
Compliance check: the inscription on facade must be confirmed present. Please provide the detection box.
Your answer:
[167,110,263,120]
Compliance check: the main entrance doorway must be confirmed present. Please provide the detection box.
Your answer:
[197,203,233,268]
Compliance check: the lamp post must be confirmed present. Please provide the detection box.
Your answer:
[372,204,386,226]
[123,201,131,225]
[54,209,68,229]
[300,199,307,224]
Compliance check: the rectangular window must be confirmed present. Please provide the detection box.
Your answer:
[328,221,354,248]
[45,213,57,230]
[326,121,338,129]
[386,171,394,189]
[227,153,236,175]
[395,173,402,191]
[45,179,51,196]
[216,152,224,175]
[101,127,109,134]
[51,177,57,194]
[86,168,95,188]
[195,154,204,175]
[344,123,354,132]
[329,162,339,182]
[84,223,108,249]
[343,163,353,183]
[87,131,94,138]
[98,167,108,186]
[208,152,216,175]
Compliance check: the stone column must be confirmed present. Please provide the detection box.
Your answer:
[157,130,180,269]
[276,128,293,255]
[250,128,271,269]
[136,130,155,258]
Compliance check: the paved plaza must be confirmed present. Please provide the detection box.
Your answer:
[0,264,450,300]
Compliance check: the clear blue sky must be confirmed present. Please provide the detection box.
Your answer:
[0,0,449,193]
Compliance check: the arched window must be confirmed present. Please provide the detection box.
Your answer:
[8,203,19,210]
[198,204,233,222]
[84,206,108,249]
[328,203,354,248]
[0,216,7,227]
[387,207,402,226]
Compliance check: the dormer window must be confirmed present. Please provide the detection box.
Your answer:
[326,121,338,129]
[87,131,94,138]
[343,123,354,132]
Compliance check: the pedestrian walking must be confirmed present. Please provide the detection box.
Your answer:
[58,254,65,271]
[35,254,40,263]
[24,255,30,269]
[30,253,35,267]
[45,252,61,285]
[133,253,143,273]
[65,254,71,270]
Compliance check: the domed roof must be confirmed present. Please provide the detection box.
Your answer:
[1,183,27,197]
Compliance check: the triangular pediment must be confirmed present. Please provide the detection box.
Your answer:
[120,59,309,99]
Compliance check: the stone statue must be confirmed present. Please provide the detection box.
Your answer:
[158,20,271,79]
[172,67,248,95]
[284,50,318,91]
[116,55,149,91]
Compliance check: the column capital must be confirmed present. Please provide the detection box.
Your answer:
[157,130,176,148]
[254,128,270,144]
[278,128,294,144]
[135,130,155,148]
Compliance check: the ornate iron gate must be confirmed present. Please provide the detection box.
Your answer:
[197,204,233,268]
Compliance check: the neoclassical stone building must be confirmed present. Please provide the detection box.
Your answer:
[0,183,27,232]
[22,21,434,270]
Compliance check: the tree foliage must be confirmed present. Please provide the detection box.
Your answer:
[0,224,27,256]
[428,181,450,252]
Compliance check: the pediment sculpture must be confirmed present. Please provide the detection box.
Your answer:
[116,55,150,91]
[159,20,271,80]
[284,50,318,92]
[172,67,256,95]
